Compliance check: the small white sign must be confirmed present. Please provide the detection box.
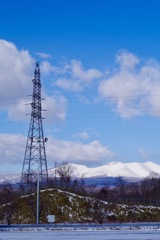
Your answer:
[47,214,55,223]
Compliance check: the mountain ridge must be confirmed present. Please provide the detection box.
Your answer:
[1,161,160,184]
[49,161,160,179]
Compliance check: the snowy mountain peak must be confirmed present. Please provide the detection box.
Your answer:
[1,161,160,184]
[49,161,160,179]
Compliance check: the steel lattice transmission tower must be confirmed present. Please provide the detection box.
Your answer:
[21,62,48,184]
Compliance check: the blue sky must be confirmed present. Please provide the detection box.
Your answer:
[1,0,160,174]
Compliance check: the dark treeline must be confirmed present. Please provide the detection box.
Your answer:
[97,176,160,206]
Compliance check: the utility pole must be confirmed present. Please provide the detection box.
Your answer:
[21,62,48,224]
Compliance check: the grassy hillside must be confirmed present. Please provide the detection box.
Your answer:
[1,188,160,224]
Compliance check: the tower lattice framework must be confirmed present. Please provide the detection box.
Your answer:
[21,62,48,184]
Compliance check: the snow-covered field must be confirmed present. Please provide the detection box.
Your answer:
[0,229,160,240]
[0,227,160,240]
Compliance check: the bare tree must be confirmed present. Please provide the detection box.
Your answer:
[56,162,75,190]
[92,200,108,224]
[0,183,16,205]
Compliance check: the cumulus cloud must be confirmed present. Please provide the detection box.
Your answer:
[7,98,30,121]
[55,60,102,92]
[0,39,67,122]
[0,134,26,165]
[0,134,116,172]
[41,93,68,123]
[71,131,90,140]
[36,52,51,59]
[0,39,33,100]
[70,60,102,81]
[55,77,83,92]
[40,61,60,74]
[46,137,116,166]
[116,49,140,70]
[8,93,68,123]
[99,50,160,118]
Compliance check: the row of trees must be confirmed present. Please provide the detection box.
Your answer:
[97,177,160,205]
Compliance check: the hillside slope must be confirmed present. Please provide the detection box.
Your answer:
[1,188,160,224]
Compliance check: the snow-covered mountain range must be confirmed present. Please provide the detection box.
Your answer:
[68,161,160,179]
[0,161,160,184]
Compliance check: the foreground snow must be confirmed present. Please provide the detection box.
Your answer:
[0,229,160,240]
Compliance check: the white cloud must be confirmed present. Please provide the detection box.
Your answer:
[8,93,68,123]
[46,137,116,166]
[0,39,67,122]
[36,52,51,59]
[99,50,160,118]
[0,39,33,101]
[0,134,26,165]
[55,77,83,92]
[0,134,116,172]
[116,49,140,70]
[71,131,90,140]
[40,61,59,74]
[41,93,68,123]
[70,60,102,81]
[55,60,102,92]
[78,95,90,104]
